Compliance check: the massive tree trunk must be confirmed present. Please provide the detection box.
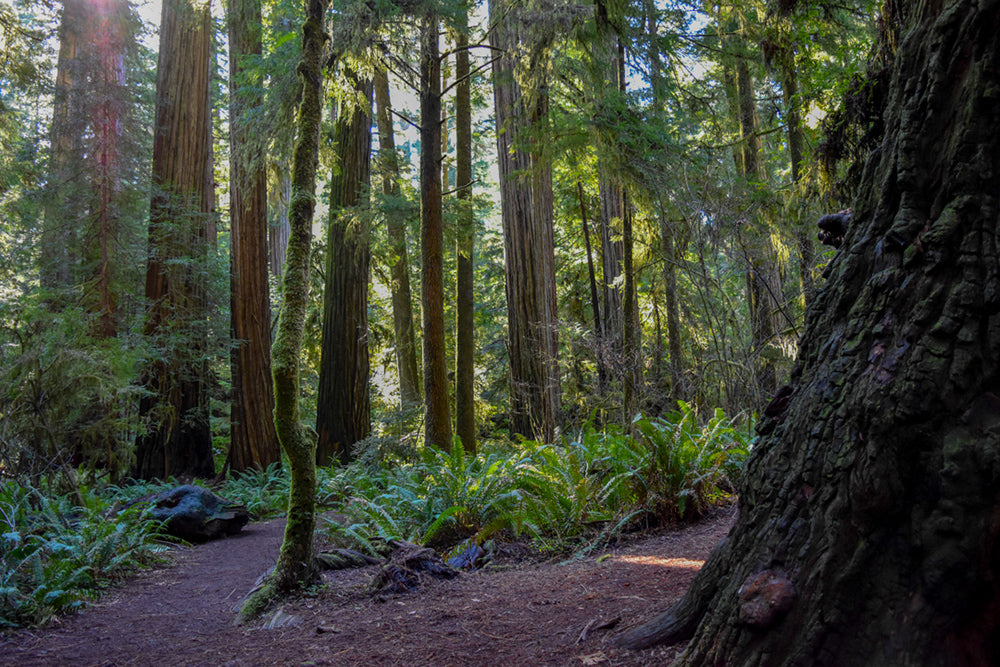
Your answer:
[420,10,453,449]
[374,69,421,415]
[316,73,373,466]
[617,2,1000,664]
[489,0,561,442]
[454,16,475,453]
[134,0,215,481]
[84,0,128,339]
[228,0,280,472]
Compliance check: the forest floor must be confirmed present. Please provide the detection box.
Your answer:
[2,506,735,667]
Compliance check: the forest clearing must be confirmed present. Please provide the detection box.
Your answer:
[2,0,999,665]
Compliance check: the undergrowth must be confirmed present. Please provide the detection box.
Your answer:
[320,403,752,558]
[0,483,167,628]
[0,403,750,629]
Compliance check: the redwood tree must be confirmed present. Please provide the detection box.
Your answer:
[374,69,421,415]
[617,2,1000,664]
[315,72,373,465]
[228,0,280,472]
[489,0,562,442]
[420,9,452,449]
[134,0,215,480]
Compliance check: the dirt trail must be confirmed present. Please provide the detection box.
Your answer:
[2,508,735,666]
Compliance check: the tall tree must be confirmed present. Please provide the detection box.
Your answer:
[134,0,215,480]
[243,0,329,615]
[618,2,1000,663]
[374,69,421,415]
[84,0,130,339]
[593,0,625,372]
[41,0,87,294]
[645,2,684,402]
[228,0,280,472]
[454,8,475,452]
[315,71,373,465]
[420,8,452,449]
[489,0,561,441]
[723,12,784,399]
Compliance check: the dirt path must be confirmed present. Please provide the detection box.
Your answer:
[2,508,735,666]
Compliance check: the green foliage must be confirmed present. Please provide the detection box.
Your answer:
[220,462,290,519]
[319,406,750,557]
[0,482,166,628]
[0,302,147,485]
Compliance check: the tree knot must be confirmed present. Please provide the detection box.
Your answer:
[737,570,796,629]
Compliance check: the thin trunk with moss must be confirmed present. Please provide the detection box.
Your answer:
[244,0,328,612]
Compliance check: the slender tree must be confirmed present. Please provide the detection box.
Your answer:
[243,0,329,613]
[454,8,475,452]
[228,0,280,472]
[374,69,421,415]
[420,9,452,449]
[618,2,1000,663]
[315,71,373,465]
[134,0,215,480]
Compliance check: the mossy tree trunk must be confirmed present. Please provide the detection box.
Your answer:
[617,2,1000,664]
[454,12,475,454]
[266,0,328,596]
[316,72,372,466]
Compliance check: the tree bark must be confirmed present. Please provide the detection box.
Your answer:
[454,17,476,453]
[420,10,453,449]
[316,72,373,466]
[266,0,328,596]
[489,0,561,442]
[578,182,606,394]
[134,0,215,481]
[618,3,1000,664]
[228,0,280,472]
[41,0,87,295]
[84,0,128,339]
[374,69,421,414]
